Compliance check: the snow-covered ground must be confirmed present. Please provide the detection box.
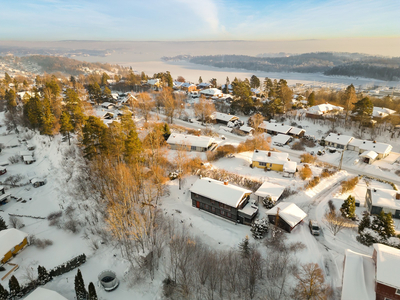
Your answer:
[0,98,399,299]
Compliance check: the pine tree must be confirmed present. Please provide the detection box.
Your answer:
[40,96,55,136]
[352,96,373,127]
[239,235,252,258]
[0,283,9,300]
[358,212,371,234]
[372,211,395,241]
[4,72,12,85]
[124,129,143,163]
[60,111,74,145]
[340,195,356,219]
[74,269,88,300]
[101,72,110,86]
[307,91,315,107]
[198,76,203,84]
[88,282,98,300]
[82,116,108,159]
[262,196,275,209]
[37,265,52,285]
[250,218,269,239]
[0,216,7,231]
[8,275,20,298]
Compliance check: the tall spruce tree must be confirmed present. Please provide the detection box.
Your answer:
[60,111,74,145]
[88,282,98,300]
[352,96,373,127]
[8,275,20,298]
[37,265,52,285]
[340,195,356,219]
[307,91,315,107]
[0,216,7,231]
[0,283,9,300]
[358,212,371,234]
[74,269,88,300]
[239,235,252,258]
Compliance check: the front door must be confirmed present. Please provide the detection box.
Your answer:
[196,201,200,208]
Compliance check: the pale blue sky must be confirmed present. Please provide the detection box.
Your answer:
[0,0,399,41]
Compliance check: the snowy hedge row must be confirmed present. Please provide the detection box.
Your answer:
[361,175,398,191]
[196,169,262,191]
[49,253,87,277]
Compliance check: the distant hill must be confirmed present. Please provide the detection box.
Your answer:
[162,52,400,81]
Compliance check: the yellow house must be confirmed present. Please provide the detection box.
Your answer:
[0,228,29,264]
[251,150,290,172]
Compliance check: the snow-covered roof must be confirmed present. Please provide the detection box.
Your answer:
[265,202,307,228]
[252,150,289,165]
[341,249,375,300]
[181,82,196,88]
[288,127,305,135]
[23,155,35,162]
[255,182,285,201]
[190,177,252,208]
[324,133,354,146]
[283,161,297,173]
[272,134,291,145]
[211,112,239,122]
[259,121,292,134]
[239,125,254,133]
[373,107,396,118]
[359,140,392,155]
[359,150,378,160]
[369,188,400,210]
[101,102,114,107]
[308,103,343,115]
[173,81,184,87]
[25,287,68,300]
[200,88,223,96]
[373,243,400,289]
[19,150,32,156]
[147,79,160,85]
[0,228,28,259]
[198,82,212,88]
[167,133,214,149]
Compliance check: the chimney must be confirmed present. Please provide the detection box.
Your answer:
[224,180,228,186]
[396,193,400,200]
[373,140,376,144]
[268,152,271,157]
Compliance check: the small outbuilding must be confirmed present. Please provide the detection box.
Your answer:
[360,150,378,164]
[265,202,307,232]
[0,228,28,264]
[23,155,36,164]
[254,182,285,204]
[272,134,292,146]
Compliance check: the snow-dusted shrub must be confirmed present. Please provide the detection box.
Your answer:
[237,135,270,153]
[300,153,317,164]
[30,235,53,249]
[206,145,236,161]
[299,165,312,180]
[321,168,337,178]
[300,138,316,148]
[63,219,80,233]
[280,187,298,200]
[47,211,63,221]
[291,141,305,151]
[306,176,320,189]
[340,176,359,194]
[49,254,86,277]
[4,174,24,187]
[9,216,24,229]
[8,154,21,164]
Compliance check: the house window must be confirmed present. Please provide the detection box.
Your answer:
[219,203,224,209]
[227,213,231,218]
[384,298,392,300]
[191,146,196,151]
[224,205,231,211]
[259,162,266,167]
[396,289,400,295]
[210,200,215,205]
[211,207,215,213]
[221,210,225,216]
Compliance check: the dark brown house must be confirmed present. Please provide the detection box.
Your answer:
[190,177,258,225]
[265,202,307,233]
[372,244,400,300]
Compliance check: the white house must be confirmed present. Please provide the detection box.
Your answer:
[324,133,354,149]
[272,134,292,146]
[211,112,239,125]
[200,88,223,98]
[306,103,343,118]
[166,133,216,152]
[365,187,400,219]
[258,121,292,135]
[373,107,396,119]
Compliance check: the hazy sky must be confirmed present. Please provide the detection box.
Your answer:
[1,0,399,41]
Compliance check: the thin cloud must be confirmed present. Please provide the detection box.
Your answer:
[175,0,221,32]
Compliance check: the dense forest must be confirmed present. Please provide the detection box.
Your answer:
[162,52,400,81]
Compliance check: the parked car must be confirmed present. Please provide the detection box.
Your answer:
[309,220,320,236]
